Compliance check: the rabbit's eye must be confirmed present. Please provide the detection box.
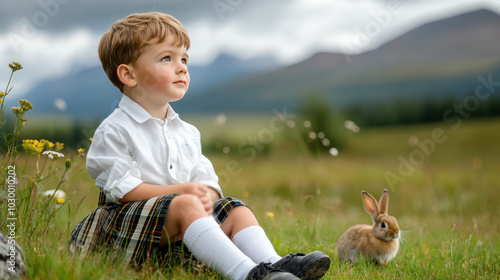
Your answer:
[381,222,387,228]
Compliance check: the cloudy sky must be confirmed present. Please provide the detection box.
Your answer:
[1,0,499,97]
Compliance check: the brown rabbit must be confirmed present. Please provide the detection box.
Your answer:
[337,189,400,266]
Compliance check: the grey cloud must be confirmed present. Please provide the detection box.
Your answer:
[1,0,222,34]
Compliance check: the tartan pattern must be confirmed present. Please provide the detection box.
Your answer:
[213,196,248,224]
[98,189,107,206]
[69,190,248,265]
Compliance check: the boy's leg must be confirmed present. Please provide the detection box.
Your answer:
[161,194,298,280]
[220,203,331,280]
[221,206,281,264]
[162,194,254,280]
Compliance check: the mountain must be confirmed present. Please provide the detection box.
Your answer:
[10,54,279,119]
[183,53,280,96]
[15,9,500,119]
[176,9,500,114]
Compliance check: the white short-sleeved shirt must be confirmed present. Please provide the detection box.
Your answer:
[86,95,223,203]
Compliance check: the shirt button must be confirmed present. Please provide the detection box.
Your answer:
[170,164,173,169]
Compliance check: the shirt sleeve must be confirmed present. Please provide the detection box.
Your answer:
[86,124,143,203]
[190,153,224,198]
[185,126,223,198]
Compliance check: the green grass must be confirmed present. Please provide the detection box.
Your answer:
[3,117,500,279]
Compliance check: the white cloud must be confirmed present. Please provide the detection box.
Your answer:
[189,0,500,65]
[1,0,499,97]
[0,29,100,97]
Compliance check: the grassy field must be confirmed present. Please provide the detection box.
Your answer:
[2,116,500,279]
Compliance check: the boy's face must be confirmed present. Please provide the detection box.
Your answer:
[130,35,190,105]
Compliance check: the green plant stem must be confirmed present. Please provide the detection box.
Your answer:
[40,167,70,236]
[21,154,30,177]
[0,70,14,126]
[6,113,26,168]
[39,156,49,180]
[0,71,22,183]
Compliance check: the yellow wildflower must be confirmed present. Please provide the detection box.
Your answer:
[9,62,23,72]
[19,99,33,112]
[39,139,54,151]
[0,91,4,97]
[77,148,85,156]
[265,212,275,220]
[11,100,33,116]
[22,139,44,155]
[19,117,28,127]
[54,142,64,152]
[89,138,93,142]
[243,190,250,198]
[11,106,23,116]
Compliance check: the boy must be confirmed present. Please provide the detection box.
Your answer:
[69,12,330,280]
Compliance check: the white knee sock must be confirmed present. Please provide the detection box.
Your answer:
[233,225,281,264]
[183,216,256,280]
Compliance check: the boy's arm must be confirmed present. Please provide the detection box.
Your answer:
[118,178,220,205]
[119,182,211,202]
[184,123,224,199]
[207,186,221,202]
[119,182,217,214]
[190,153,223,198]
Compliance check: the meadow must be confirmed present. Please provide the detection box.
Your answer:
[2,113,500,279]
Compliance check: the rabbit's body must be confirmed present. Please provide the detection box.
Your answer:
[337,189,400,266]
[337,224,399,265]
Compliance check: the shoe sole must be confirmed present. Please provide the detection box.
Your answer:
[297,254,331,280]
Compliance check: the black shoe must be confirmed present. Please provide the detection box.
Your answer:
[246,262,300,280]
[272,251,331,280]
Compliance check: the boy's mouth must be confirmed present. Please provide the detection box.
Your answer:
[173,80,186,85]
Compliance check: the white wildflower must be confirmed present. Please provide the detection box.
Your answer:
[308,131,317,140]
[42,189,66,203]
[329,147,339,157]
[215,113,226,125]
[344,120,360,133]
[42,150,64,160]
[54,98,67,111]
[322,138,330,146]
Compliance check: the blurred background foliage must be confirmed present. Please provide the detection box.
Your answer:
[1,90,499,157]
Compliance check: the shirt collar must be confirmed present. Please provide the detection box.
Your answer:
[119,95,179,124]
[165,104,179,121]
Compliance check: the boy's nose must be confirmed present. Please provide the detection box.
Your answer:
[176,62,187,74]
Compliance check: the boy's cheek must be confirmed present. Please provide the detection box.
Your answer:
[143,75,162,90]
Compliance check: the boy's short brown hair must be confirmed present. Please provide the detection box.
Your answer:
[98,12,190,92]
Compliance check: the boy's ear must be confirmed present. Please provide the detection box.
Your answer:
[117,64,137,88]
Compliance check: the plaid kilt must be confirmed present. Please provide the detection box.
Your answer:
[69,189,248,265]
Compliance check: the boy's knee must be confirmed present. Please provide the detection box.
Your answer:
[168,194,209,230]
[170,194,205,214]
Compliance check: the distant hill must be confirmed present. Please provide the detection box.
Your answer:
[177,9,500,114]
[9,53,279,119]
[14,8,500,119]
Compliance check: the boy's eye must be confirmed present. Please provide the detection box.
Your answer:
[181,58,188,65]
[161,56,171,62]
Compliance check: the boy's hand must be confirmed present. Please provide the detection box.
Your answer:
[179,183,214,215]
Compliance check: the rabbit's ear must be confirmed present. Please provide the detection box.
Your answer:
[362,191,379,221]
[379,189,389,214]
